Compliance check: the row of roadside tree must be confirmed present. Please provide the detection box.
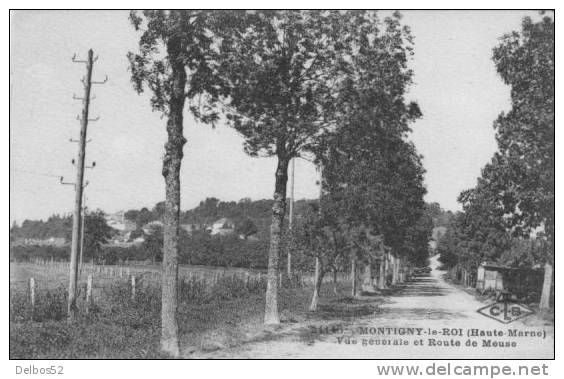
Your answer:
[126,10,434,356]
[438,15,554,310]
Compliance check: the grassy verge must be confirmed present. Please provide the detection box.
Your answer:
[10,276,382,359]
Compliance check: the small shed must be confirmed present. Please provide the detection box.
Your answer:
[476,263,544,301]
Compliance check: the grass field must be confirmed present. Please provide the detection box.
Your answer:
[10,262,365,359]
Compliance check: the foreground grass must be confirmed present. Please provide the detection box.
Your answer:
[10,278,379,359]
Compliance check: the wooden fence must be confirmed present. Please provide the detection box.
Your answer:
[11,260,358,314]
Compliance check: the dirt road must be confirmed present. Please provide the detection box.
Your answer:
[193,256,554,359]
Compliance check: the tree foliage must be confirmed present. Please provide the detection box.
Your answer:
[82,210,114,256]
[439,14,554,271]
[491,15,554,248]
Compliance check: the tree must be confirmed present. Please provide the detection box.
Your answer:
[437,220,461,270]
[124,209,140,223]
[152,201,167,221]
[82,210,114,260]
[491,15,554,245]
[457,162,513,270]
[218,10,364,324]
[235,218,258,239]
[323,135,428,273]
[128,10,229,356]
[128,228,144,242]
[291,202,346,310]
[314,11,426,278]
[135,207,155,229]
[143,223,164,263]
[285,11,427,304]
[219,10,422,324]
[490,14,554,309]
[445,14,554,309]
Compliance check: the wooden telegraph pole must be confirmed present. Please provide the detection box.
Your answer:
[79,193,87,277]
[67,49,106,320]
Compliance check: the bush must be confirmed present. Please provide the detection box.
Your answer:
[10,245,70,263]
[11,233,270,270]
[10,286,67,323]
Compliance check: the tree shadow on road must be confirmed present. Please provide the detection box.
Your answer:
[377,275,453,297]
[373,307,468,321]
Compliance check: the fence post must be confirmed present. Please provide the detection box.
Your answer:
[29,277,35,312]
[86,275,93,312]
[131,275,136,301]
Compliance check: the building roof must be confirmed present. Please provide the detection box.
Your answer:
[480,262,542,272]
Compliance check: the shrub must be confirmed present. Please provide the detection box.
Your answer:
[10,286,67,323]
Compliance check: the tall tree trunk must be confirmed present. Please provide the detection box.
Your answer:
[264,157,289,325]
[378,257,386,289]
[391,255,398,285]
[160,35,187,357]
[351,258,357,297]
[384,253,389,286]
[309,257,324,311]
[332,268,338,295]
[539,262,553,312]
[362,261,376,293]
[397,257,403,283]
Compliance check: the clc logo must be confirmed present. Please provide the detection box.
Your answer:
[477,301,534,324]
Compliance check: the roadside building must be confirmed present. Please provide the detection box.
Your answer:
[476,262,544,302]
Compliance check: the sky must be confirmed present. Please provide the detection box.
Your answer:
[9,10,543,223]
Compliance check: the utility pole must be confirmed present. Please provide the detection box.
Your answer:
[67,49,106,320]
[79,193,87,277]
[287,158,295,278]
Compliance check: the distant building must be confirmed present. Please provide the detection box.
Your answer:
[210,218,235,236]
[105,211,136,233]
[180,223,208,234]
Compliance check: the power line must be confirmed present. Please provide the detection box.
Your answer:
[10,168,62,179]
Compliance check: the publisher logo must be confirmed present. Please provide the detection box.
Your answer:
[477,301,534,324]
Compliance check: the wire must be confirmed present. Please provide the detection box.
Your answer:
[10,168,61,179]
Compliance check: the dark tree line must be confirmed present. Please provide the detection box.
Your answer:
[10,215,71,241]
[438,14,554,309]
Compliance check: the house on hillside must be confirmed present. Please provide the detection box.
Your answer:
[14,236,67,246]
[210,218,235,236]
[180,223,208,234]
[105,211,136,233]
